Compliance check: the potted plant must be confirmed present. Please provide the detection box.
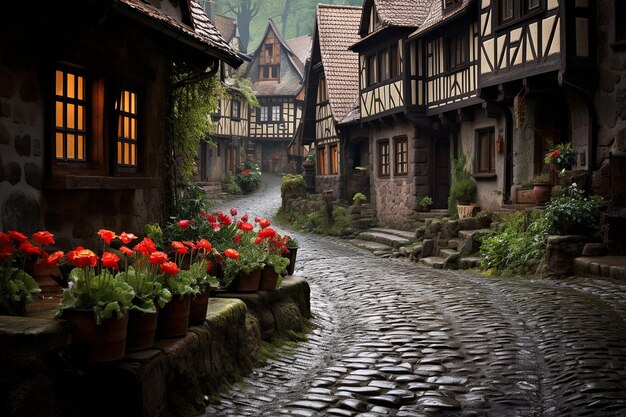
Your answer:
[542,183,604,235]
[282,235,299,276]
[55,246,134,364]
[531,172,552,205]
[222,243,265,292]
[188,239,218,325]
[544,142,577,171]
[0,230,47,316]
[449,154,477,219]
[352,192,367,207]
[417,196,433,212]
[475,209,493,228]
[261,253,289,291]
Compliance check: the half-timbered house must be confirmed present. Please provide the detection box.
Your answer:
[245,21,311,173]
[0,0,242,246]
[349,0,432,229]
[300,5,366,200]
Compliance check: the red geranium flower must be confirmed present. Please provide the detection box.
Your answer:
[259,218,271,229]
[224,249,239,260]
[206,261,213,273]
[241,214,249,222]
[258,227,276,239]
[200,211,207,218]
[0,245,13,261]
[160,261,179,276]
[118,232,138,245]
[101,252,120,270]
[178,220,191,229]
[197,239,212,251]
[18,242,41,255]
[70,248,98,268]
[231,208,238,216]
[119,246,134,256]
[207,215,217,223]
[8,231,28,243]
[218,213,233,226]
[149,251,168,265]
[44,250,64,267]
[97,229,116,245]
[0,233,9,245]
[234,234,242,244]
[254,237,262,245]
[239,222,254,232]
[241,169,252,175]
[551,149,560,159]
[134,237,156,255]
[32,231,55,246]
[183,241,197,250]
[171,241,188,255]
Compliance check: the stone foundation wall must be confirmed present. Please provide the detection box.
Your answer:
[0,277,311,417]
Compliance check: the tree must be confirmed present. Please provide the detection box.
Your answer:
[222,0,261,53]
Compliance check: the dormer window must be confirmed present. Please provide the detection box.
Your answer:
[260,32,280,81]
[443,0,462,10]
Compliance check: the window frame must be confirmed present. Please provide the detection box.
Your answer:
[271,105,281,122]
[445,29,469,72]
[378,139,390,178]
[494,0,544,30]
[329,143,339,175]
[53,66,88,165]
[394,136,408,176]
[231,99,241,120]
[115,88,140,172]
[317,146,327,175]
[367,54,377,87]
[259,106,269,122]
[475,128,496,176]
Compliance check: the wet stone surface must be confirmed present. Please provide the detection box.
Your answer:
[203,175,626,417]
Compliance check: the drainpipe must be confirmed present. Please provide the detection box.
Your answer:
[558,71,598,170]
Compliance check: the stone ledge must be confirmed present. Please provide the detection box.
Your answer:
[0,277,312,417]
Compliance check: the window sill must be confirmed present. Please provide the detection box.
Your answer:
[473,173,497,180]
[44,175,161,190]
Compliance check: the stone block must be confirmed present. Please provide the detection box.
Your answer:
[12,104,26,124]
[5,161,21,184]
[1,191,39,232]
[600,69,616,93]
[421,239,435,258]
[0,100,10,118]
[581,243,609,257]
[617,127,626,153]
[24,162,41,190]
[546,235,592,276]
[592,160,611,196]
[0,121,9,144]
[19,79,38,102]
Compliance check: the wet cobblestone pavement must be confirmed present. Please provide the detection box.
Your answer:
[204,175,626,417]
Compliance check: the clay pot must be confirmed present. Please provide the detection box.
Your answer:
[158,294,191,339]
[65,309,129,364]
[532,184,552,205]
[126,309,158,352]
[259,265,279,291]
[233,269,261,292]
[284,247,298,276]
[189,286,211,325]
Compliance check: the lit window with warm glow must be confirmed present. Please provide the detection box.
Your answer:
[116,89,138,167]
[54,69,86,161]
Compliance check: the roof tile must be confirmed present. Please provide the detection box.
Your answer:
[374,0,432,28]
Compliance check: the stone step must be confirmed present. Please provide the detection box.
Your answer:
[357,231,411,248]
[458,228,491,240]
[439,248,460,260]
[349,239,394,253]
[352,218,377,230]
[448,238,463,251]
[573,256,626,280]
[369,228,416,241]
[459,256,482,270]
[418,256,445,269]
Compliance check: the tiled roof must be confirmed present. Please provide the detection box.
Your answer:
[252,79,303,97]
[214,14,237,43]
[410,0,474,37]
[113,0,242,67]
[317,4,362,122]
[339,99,361,125]
[287,35,313,73]
[374,0,432,28]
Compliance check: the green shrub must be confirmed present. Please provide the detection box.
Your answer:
[448,153,476,217]
[479,210,548,276]
[223,171,242,195]
[542,184,604,235]
[280,174,307,211]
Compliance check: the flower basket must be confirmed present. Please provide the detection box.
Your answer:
[65,309,129,364]
[126,310,158,352]
[259,265,279,291]
[457,203,476,219]
[189,285,211,325]
[157,294,191,338]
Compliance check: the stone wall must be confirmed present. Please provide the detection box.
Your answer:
[315,174,342,201]
[0,276,311,417]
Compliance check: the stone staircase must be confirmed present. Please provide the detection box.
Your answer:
[349,204,378,230]
[349,215,492,270]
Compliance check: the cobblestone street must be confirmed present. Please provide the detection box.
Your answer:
[204,175,626,417]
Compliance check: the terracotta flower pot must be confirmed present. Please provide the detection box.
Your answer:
[65,309,129,364]
[259,265,279,291]
[158,294,191,339]
[126,309,158,352]
[189,286,211,325]
[233,269,262,292]
[533,184,552,205]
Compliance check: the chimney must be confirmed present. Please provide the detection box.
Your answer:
[203,0,216,21]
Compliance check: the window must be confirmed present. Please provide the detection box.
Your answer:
[367,55,377,86]
[394,136,408,176]
[116,89,138,167]
[272,105,281,122]
[378,49,390,81]
[329,144,339,175]
[232,100,240,120]
[378,140,390,177]
[390,45,400,78]
[617,1,626,42]
[317,146,327,175]
[259,106,269,122]
[318,77,327,102]
[54,68,86,161]
[260,34,280,81]
[446,30,468,70]
[477,128,496,174]
[496,0,543,27]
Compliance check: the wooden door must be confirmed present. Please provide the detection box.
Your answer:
[432,138,451,209]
